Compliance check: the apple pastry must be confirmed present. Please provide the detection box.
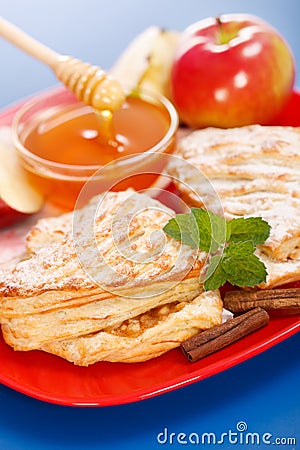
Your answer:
[168,125,300,287]
[0,189,222,365]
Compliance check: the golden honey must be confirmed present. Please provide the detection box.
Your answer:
[14,91,178,210]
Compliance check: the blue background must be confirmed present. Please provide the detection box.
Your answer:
[0,1,299,449]
[0,0,300,108]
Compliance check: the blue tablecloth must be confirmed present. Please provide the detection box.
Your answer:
[0,333,299,449]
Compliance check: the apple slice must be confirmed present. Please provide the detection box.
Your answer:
[110,27,180,98]
[0,126,44,215]
[137,29,179,98]
[110,26,161,91]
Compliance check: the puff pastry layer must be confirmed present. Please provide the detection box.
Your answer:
[168,125,300,287]
[0,189,222,364]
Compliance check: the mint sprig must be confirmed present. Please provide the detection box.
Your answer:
[163,209,271,291]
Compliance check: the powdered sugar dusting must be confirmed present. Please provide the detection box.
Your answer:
[0,190,203,297]
[169,125,300,265]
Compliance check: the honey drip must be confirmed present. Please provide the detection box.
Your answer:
[54,56,126,147]
[94,110,122,151]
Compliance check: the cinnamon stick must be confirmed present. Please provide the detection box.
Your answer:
[181,307,269,362]
[224,288,300,313]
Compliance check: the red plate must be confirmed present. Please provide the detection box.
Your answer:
[0,88,300,407]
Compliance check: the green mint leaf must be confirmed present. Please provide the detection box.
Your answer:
[204,255,227,291]
[228,217,271,245]
[163,214,198,248]
[191,208,227,253]
[164,208,270,290]
[222,253,268,287]
[224,240,255,257]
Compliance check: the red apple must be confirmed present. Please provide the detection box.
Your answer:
[171,14,295,128]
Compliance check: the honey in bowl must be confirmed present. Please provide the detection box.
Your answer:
[13,88,178,210]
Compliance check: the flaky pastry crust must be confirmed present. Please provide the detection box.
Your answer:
[169,125,300,287]
[0,190,222,364]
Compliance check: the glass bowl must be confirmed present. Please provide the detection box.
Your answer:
[12,87,178,210]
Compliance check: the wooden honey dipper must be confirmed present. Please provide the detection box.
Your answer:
[0,16,126,142]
